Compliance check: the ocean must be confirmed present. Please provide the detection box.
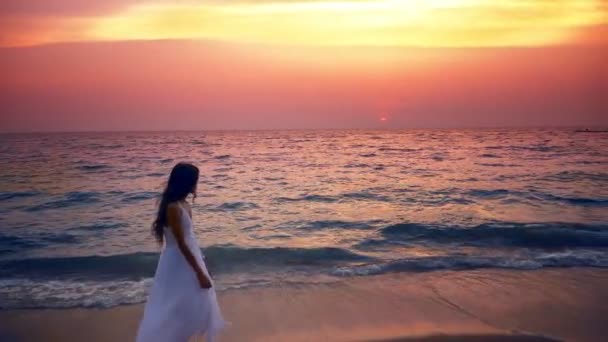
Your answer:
[0,129,606,310]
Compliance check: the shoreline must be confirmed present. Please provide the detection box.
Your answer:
[367,335,559,342]
[1,268,606,342]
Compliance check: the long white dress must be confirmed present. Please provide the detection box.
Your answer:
[136,204,226,342]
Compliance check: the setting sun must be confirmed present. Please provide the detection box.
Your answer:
[1,1,607,340]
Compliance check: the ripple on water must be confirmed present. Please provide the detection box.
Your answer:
[216,202,260,211]
[24,192,100,212]
[1,129,607,310]
[0,191,41,201]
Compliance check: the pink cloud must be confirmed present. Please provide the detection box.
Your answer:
[0,0,141,16]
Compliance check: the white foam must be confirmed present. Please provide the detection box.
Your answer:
[0,278,153,309]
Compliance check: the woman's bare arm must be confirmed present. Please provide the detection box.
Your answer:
[167,203,212,289]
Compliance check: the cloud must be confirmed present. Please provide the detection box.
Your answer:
[0,0,606,47]
[0,0,141,16]
[0,0,343,16]
[85,0,608,47]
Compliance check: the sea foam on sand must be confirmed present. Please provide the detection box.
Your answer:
[0,269,606,342]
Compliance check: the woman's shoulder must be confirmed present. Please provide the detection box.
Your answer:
[168,200,191,213]
[166,201,184,215]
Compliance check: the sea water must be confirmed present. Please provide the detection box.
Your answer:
[0,129,606,309]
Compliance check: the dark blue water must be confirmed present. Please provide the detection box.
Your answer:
[0,129,607,309]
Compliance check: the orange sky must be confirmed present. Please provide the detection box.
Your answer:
[0,0,607,131]
[2,0,607,48]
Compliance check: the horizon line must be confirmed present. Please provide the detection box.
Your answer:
[2,125,606,135]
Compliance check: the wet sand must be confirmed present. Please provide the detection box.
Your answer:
[1,269,606,342]
[369,335,558,342]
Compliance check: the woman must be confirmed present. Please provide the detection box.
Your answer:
[137,163,225,342]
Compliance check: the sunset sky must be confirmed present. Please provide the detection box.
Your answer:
[1,0,607,131]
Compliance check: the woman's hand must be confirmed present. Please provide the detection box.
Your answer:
[197,272,212,289]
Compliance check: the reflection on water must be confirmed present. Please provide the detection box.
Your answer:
[0,129,606,308]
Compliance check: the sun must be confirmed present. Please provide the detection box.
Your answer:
[378,113,390,124]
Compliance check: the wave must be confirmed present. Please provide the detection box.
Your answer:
[280,220,381,230]
[476,163,522,167]
[16,190,164,211]
[275,194,338,203]
[0,191,40,201]
[464,189,607,206]
[0,232,82,256]
[332,251,608,277]
[466,189,511,198]
[81,144,124,150]
[344,163,371,168]
[7,233,605,282]
[378,147,418,152]
[535,193,608,206]
[0,278,151,309]
[105,144,125,149]
[275,191,391,203]
[543,171,608,183]
[0,246,372,280]
[513,145,562,153]
[120,191,159,203]
[401,194,474,206]
[485,145,563,153]
[0,252,158,280]
[0,235,45,255]
[77,164,110,171]
[215,202,259,211]
[24,191,100,212]
[68,222,126,231]
[0,276,330,310]
[479,153,501,158]
[377,222,608,248]
[1,247,606,309]
[1,250,606,310]
[204,246,371,269]
[342,192,392,202]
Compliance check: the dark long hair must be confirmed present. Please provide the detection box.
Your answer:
[152,163,199,243]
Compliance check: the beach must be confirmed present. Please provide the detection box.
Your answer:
[2,0,607,338]
[2,268,606,342]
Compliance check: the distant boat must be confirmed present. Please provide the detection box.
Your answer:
[574,128,608,133]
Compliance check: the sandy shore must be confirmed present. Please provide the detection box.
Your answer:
[1,269,606,342]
